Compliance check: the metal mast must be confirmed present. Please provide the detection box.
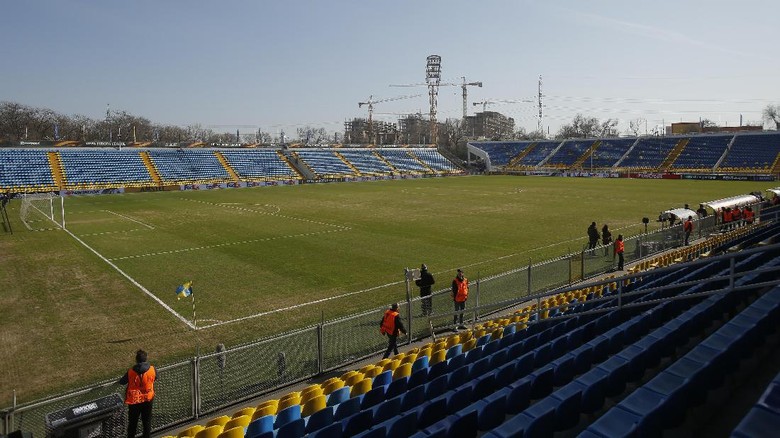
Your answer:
[425,55,441,144]
[461,77,482,118]
[537,75,543,133]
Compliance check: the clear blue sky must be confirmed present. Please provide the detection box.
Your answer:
[1,0,778,136]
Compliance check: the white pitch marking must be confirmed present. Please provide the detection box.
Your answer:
[79,228,144,237]
[103,210,155,229]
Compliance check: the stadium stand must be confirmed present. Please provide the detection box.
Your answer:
[338,150,393,175]
[669,134,732,171]
[516,141,562,167]
[293,150,358,178]
[148,149,231,183]
[59,149,153,188]
[165,219,780,438]
[377,149,430,173]
[469,142,533,167]
[0,149,57,192]
[410,149,461,173]
[545,140,596,168]
[221,150,300,181]
[618,136,682,169]
[718,132,780,173]
[587,138,636,169]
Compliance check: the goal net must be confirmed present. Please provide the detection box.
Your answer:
[19,193,65,230]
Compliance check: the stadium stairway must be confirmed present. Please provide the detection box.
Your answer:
[214,151,241,182]
[46,151,65,190]
[505,143,536,168]
[658,138,689,172]
[334,152,363,176]
[569,141,601,171]
[140,151,163,185]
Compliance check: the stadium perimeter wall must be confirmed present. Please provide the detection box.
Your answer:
[3,203,773,436]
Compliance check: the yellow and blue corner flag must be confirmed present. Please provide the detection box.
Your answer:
[176,281,193,300]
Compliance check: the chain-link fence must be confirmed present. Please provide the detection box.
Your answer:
[4,203,772,436]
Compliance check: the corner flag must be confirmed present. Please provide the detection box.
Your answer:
[176,281,193,300]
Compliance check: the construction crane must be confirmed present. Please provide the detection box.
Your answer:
[358,94,421,144]
[390,76,482,119]
[473,98,535,112]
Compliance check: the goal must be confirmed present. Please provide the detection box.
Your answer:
[19,193,65,230]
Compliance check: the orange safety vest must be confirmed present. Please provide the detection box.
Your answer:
[615,240,624,254]
[744,210,754,223]
[733,209,742,220]
[380,309,399,335]
[453,277,469,302]
[684,220,693,233]
[723,210,733,222]
[125,366,156,405]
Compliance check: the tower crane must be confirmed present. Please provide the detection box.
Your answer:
[390,76,482,118]
[473,98,535,112]
[358,94,421,144]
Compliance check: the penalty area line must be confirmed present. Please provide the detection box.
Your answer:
[103,210,155,229]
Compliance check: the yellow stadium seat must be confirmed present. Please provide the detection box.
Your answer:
[490,328,503,340]
[430,349,447,366]
[445,335,460,349]
[322,379,345,395]
[205,415,230,428]
[417,348,432,359]
[194,425,223,438]
[302,394,327,417]
[343,372,365,387]
[382,360,401,373]
[359,364,376,375]
[217,426,245,438]
[223,415,251,431]
[231,407,255,419]
[363,366,382,379]
[256,399,278,412]
[277,395,300,411]
[390,352,406,362]
[374,359,392,369]
[350,377,373,398]
[340,370,359,381]
[462,338,477,352]
[401,353,418,365]
[300,386,324,405]
[301,383,321,396]
[177,425,205,437]
[251,404,276,420]
[393,363,412,380]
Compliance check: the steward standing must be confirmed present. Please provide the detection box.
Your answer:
[119,349,156,438]
[601,224,613,256]
[587,222,600,254]
[380,303,406,359]
[684,216,694,246]
[451,269,469,329]
[415,264,436,316]
[614,235,625,271]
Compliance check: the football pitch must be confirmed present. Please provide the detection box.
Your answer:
[1,175,775,404]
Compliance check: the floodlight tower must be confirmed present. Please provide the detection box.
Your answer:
[537,75,544,133]
[425,55,442,144]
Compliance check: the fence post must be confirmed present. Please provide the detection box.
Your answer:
[580,249,585,281]
[192,357,200,419]
[527,259,532,297]
[404,268,413,345]
[317,312,324,374]
[475,271,480,322]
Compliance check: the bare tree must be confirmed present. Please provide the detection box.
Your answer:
[763,104,780,130]
[296,126,329,144]
[628,118,646,136]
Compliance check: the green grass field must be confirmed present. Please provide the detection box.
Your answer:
[1,175,776,405]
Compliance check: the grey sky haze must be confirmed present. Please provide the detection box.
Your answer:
[1,0,778,137]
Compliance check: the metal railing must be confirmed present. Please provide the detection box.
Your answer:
[4,205,778,436]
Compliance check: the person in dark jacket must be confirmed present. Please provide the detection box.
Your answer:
[601,224,613,256]
[415,263,436,316]
[119,349,156,438]
[380,303,406,359]
[587,222,600,255]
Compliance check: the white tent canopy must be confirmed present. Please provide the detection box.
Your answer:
[767,188,780,196]
[702,194,760,212]
[661,208,699,222]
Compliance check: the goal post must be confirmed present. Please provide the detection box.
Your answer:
[19,192,65,230]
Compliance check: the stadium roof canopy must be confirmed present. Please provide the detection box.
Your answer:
[703,194,761,211]
[767,188,780,196]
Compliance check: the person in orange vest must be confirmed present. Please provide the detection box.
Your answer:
[451,269,469,329]
[119,349,156,438]
[744,206,755,225]
[614,235,625,271]
[380,303,406,359]
[723,207,733,231]
[683,216,694,246]
[732,206,743,227]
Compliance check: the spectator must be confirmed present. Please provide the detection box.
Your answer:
[380,303,406,359]
[696,204,708,218]
[415,263,435,316]
[683,216,694,246]
[451,269,469,329]
[614,235,625,271]
[601,224,613,256]
[744,206,755,225]
[732,206,742,228]
[587,222,600,255]
[723,207,733,231]
[119,349,156,438]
